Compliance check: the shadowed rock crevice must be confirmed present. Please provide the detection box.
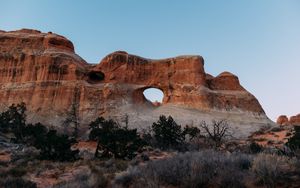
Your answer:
[87,71,105,83]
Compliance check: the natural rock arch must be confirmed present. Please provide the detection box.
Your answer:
[0,29,273,139]
[132,86,166,105]
[143,88,164,105]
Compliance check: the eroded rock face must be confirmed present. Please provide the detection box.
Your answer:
[0,29,273,138]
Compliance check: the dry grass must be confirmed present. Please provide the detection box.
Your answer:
[113,150,253,188]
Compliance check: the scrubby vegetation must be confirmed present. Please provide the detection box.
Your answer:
[1,103,300,187]
[147,115,201,150]
[0,103,79,161]
[286,125,300,150]
[89,117,145,159]
[0,103,27,142]
[114,150,298,188]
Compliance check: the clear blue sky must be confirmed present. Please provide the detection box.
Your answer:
[1,0,299,121]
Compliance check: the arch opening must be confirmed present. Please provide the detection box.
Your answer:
[143,88,164,106]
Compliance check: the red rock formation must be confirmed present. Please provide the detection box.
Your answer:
[0,29,270,136]
[276,115,289,125]
[276,114,300,126]
[290,114,300,125]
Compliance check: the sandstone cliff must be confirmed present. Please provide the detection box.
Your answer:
[0,29,274,138]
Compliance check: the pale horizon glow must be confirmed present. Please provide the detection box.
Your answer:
[0,0,299,121]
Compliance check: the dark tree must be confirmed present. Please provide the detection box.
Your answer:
[249,142,263,153]
[0,103,27,142]
[286,126,300,150]
[24,123,79,161]
[63,87,80,138]
[34,129,79,161]
[200,120,232,148]
[152,115,185,149]
[23,122,48,146]
[89,117,145,159]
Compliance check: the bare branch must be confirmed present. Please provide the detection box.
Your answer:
[200,119,232,148]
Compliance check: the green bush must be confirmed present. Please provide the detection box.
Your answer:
[89,117,145,159]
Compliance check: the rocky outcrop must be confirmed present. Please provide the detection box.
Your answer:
[276,115,289,125]
[277,114,300,126]
[290,114,300,125]
[0,29,274,138]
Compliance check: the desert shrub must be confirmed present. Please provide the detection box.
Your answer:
[89,117,145,159]
[219,167,246,188]
[149,115,201,150]
[23,123,48,145]
[53,167,108,188]
[114,150,249,188]
[249,142,263,153]
[0,103,78,161]
[8,166,27,177]
[251,153,288,188]
[0,103,27,142]
[229,153,253,170]
[182,125,201,141]
[286,126,300,150]
[0,177,37,188]
[34,129,79,161]
[200,120,232,148]
[26,122,78,161]
[25,123,79,161]
[151,115,185,150]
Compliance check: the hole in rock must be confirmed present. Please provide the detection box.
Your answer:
[88,71,105,83]
[143,88,164,106]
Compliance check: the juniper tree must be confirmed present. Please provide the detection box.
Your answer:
[89,117,145,159]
